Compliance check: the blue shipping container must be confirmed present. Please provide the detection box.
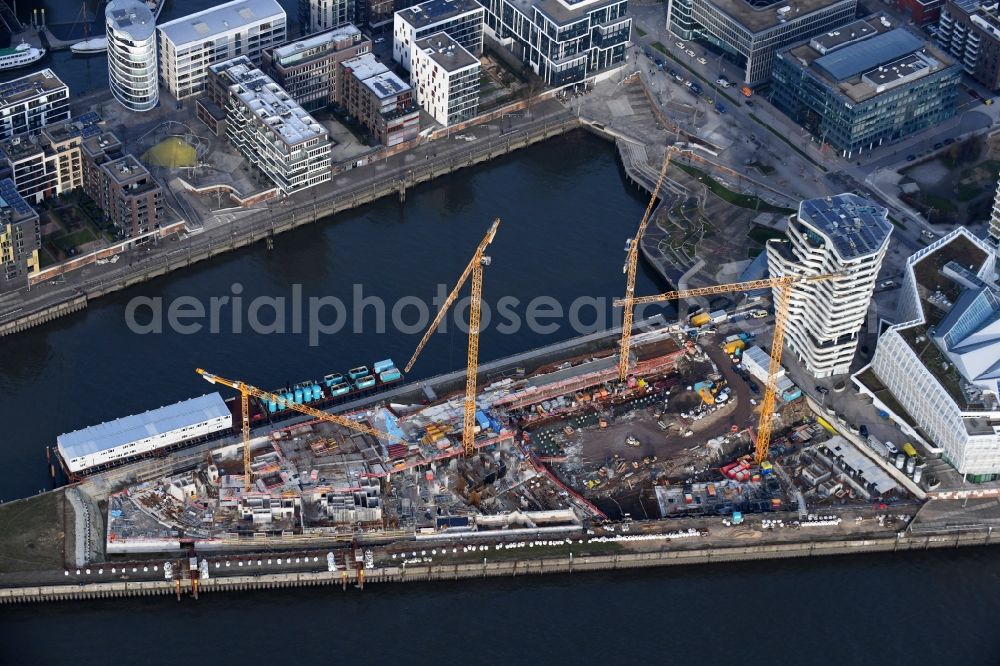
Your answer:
[373,359,396,374]
[379,369,402,383]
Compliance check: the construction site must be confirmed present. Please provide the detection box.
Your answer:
[88,158,916,559]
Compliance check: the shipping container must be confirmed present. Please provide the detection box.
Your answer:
[690,312,711,327]
[709,309,728,323]
[379,368,402,383]
[373,359,396,374]
[354,375,376,390]
[348,366,369,380]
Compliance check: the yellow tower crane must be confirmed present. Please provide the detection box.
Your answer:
[620,149,676,382]
[614,273,840,462]
[403,218,499,457]
[196,368,403,491]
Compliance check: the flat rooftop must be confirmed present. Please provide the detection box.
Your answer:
[0,177,35,221]
[784,16,957,103]
[102,154,156,188]
[57,393,229,461]
[343,53,390,81]
[213,58,328,145]
[809,18,877,53]
[363,71,411,100]
[271,24,362,63]
[506,0,619,26]
[798,193,891,260]
[701,0,853,34]
[415,32,479,72]
[397,0,484,29]
[158,0,284,47]
[0,69,66,107]
[106,0,155,41]
[824,436,899,495]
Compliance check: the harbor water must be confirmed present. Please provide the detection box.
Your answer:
[1,2,999,661]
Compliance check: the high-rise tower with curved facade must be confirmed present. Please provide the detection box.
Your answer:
[106,0,158,112]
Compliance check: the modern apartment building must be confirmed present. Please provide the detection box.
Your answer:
[393,0,484,71]
[106,0,158,112]
[158,0,286,100]
[937,0,1000,91]
[0,178,39,292]
[895,0,943,25]
[79,132,164,240]
[854,228,1000,479]
[772,17,961,157]
[341,53,421,146]
[299,0,355,33]
[207,57,332,194]
[481,0,631,85]
[766,193,892,378]
[0,69,70,140]
[989,176,1000,252]
[412,32,480,126]
[0,122,85,204]
[262,24,371,111]
[666,0,857,85]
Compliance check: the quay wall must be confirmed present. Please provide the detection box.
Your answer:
[0,117,580,338]
[2,531,994,604]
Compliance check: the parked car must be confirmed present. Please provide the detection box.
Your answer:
[686,49,696,58]
[715,102,727,113]
[879,279,895,289]
[859,425,869,439]
[884,441,900,455]
[676,41,685,48]
[697,57,707,64]
[716,78,730,87]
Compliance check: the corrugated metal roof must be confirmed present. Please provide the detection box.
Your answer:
[57,393,229,460]
[814,28,922,81]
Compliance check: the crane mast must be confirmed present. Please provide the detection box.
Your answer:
[614,273,839,462]
[404,218,500,374]
[620,150,674,382]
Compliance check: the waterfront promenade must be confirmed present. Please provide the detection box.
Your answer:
[0,101,580,336]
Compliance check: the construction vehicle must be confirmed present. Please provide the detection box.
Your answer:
[196,368,402,491]
[614,272,840,462]
[402,219,500,456]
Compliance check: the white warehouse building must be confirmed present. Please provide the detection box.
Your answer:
[412,32,480,126]
[767,193,892,378]
[106,0,159,112]
[158,0,286,100]
[57,393,232,474]
[854,228,1000,479]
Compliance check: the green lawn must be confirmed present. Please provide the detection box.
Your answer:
[956,182,984,202]
[60,227,98,247]
[635,26,647,37]
[675,163,795,214]
[0,490,66,574]
[748,225,786,244]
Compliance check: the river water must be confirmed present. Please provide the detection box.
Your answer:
[1,2,999,662]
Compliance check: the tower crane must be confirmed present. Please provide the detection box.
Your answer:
[404,218,499,373]
[614,272,840,462]
[403,219,499,457]
[196,368,403,491]
[620,149,676,382]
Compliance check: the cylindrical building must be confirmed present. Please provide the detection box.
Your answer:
[106,0,158,112]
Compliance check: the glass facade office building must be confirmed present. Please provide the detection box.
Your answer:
[772,18,961,156]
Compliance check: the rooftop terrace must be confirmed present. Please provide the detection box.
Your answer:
[106,0,155,41]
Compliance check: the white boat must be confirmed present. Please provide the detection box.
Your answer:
[71,36,107,54]
[0,42,45,71]
[70,0,162,53]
